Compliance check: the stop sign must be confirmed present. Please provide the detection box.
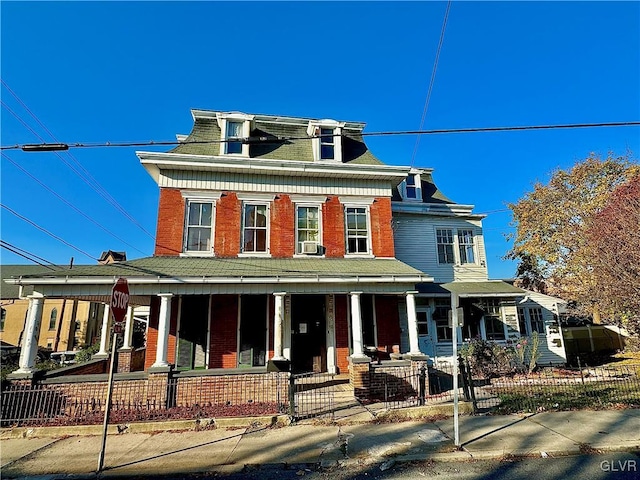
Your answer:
[110,277,129,324]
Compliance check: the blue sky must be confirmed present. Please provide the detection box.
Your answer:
[1,1,639,279]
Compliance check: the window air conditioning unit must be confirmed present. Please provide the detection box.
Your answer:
[302,241,318,254]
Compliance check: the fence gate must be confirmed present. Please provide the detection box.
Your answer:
[289,372,355,421]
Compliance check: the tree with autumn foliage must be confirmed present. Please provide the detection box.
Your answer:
[586,174,640,336]
[507,153,639,322]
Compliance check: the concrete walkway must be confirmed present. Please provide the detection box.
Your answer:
[1,408,639,478]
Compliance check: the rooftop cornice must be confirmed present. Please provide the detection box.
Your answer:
[137,151,411,184]
[190,109,366,131]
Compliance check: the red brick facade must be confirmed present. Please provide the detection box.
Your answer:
[335,294,350,373]
[270,195,295,257]
[154,188,185,256]
[214,192,242,257]
[209,295,239,368]
[370,197,395,257]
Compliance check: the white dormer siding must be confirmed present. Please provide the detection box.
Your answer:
[307,119,345,162]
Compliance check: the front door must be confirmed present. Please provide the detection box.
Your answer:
[291,295,326,373]
[177,295,209,370]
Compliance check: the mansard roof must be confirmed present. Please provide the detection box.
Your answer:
[169,109,384,165]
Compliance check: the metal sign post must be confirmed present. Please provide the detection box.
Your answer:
[450,293,461,448]
[97,278,129,473]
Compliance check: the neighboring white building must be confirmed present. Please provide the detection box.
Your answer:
[392,168,568,365]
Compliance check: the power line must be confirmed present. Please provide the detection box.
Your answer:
[0,240,59,270]
[1,81,155,240]
[1,152,149,256]
[411,0,452,167]
[1,203,97,261]
[2,121,638,152]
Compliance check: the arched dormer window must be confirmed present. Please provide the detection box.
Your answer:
[49,308,58,330]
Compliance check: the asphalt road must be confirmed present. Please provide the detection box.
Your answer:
[16,452,639,480]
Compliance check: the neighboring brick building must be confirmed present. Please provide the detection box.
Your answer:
[6,110,432,377]
[0,265,103,353]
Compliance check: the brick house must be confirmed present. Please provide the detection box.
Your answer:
[6,110,433,379]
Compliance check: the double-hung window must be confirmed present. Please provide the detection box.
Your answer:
[436,229,455,264]
[345,206,370,254]
[185,201,213,252]
[458,229,475,264]
[320,128,335,160]
[243,203,269,253]
[225,121,243,154]
[296,205,320,254]
[528,307,545,334]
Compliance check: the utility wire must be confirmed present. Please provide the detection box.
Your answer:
[2,121,638,152]
[411,0,452,167]
[0,240,59,270]
[1,203,97,261]
[1,152,149,256]
[1,81,155,239]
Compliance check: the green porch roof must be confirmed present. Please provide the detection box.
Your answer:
[441,281,524,297]
[6,257,429,284]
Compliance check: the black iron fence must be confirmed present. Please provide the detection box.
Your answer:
[3,363,639,426]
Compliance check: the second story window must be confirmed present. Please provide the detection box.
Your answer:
[436,229,455,264]
[345,206,370,254]
[186,201,213,252]
[49,308,58,330]
[243,203,269,253]
[458,229,475,264]
[225,121,243,154]
[320,128,335,160]
[297,205,320,254]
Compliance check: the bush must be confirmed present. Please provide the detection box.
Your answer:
[460,338,516,378]
[75,342,100,364]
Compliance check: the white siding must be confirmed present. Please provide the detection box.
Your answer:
[393,213,488,282]
[158,170,391,197]
[517,291,567,365]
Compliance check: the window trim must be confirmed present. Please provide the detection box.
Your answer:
[307,120,345,162]
[528,307,546,335]
[294,203,323,256]
[183,200,216,255]
[436,228,455,264]
[240,201,271,256]
[400,171,422,201]
[457,229,476,264]
[216,112,254,157]
[435,226,479,265]
[344,204,373,256]
[433,298,452,343]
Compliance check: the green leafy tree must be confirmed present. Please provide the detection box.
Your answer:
[507,153,639,318]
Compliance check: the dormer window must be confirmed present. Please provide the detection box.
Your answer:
[225,121,243,154]
[400,171,422,201]
[307,120,345,162]
[216,112,254,157]
[320,128,335,160]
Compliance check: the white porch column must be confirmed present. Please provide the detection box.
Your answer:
[272,292,286,360]
[95,303,111,357]
[16,295,44,374]
[121,305,134,350]
[350,292,368,359]
[152,294,173,368]
[405,291,422,355]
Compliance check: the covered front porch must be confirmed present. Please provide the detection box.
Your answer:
[6,256,433,378]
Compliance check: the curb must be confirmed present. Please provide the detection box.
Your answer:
[0,414,290,439]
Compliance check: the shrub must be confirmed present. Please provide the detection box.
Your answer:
[75,342,100,364]
[460,337,516,378]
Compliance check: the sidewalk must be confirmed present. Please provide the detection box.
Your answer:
[1,408,639,478]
